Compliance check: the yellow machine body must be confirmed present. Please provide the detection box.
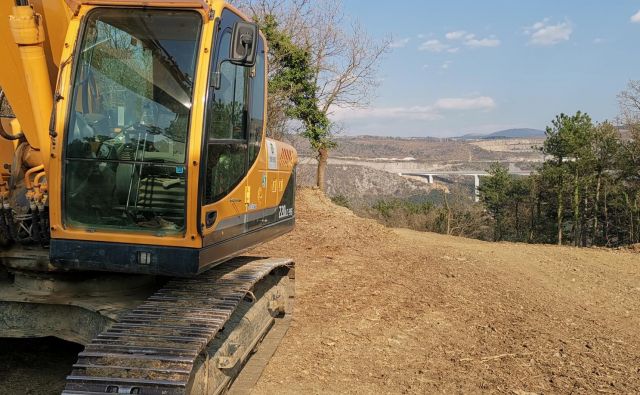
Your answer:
[0,0,298,276]
[0,1,72,173]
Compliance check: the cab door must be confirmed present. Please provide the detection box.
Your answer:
[245,35,268,230]
[200,9,250,243]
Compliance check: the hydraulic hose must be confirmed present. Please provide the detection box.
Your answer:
[0,126,24,141]
[39,208,49,245]
[31,208,41,243]
[0,207,10,243]
[24,165,44,190]
[4,209,17,241]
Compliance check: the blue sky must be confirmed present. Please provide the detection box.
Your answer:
[332,1,640,137]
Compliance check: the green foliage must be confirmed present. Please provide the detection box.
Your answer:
[258,15,333,152]
[370,193,491,240]
[331,194,351,209]
[477,111,640,247]
[359,120,639,247]
[479,163,511,240]
[542,112,594,162]
[372,199,397,219]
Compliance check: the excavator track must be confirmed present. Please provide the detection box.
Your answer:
[62,257,295,395]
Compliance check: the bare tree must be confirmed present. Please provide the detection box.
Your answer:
[232,0,389,190]
[232,0,310,140]
[299,1,389,190]
[618,80,640,126]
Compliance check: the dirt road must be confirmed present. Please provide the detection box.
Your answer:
[1,188,639,394]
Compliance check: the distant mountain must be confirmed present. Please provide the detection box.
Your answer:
[459,128,546,140]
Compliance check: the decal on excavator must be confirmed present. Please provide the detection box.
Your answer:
[278,204,293,219]
[267,140,278,170]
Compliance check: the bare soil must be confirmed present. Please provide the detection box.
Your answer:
[1,188,639,394]
[0,337,82,394]
[251,188,640,394]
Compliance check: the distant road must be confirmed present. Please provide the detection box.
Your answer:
[299,156,534,202]
[298,156,534,177]
[400,170,533,177]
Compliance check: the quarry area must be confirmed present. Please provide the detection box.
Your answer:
[1,188,639,394]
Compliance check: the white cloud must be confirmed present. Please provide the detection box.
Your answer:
[531,21,545,30]
[445,30,500,48]
[441,61,452,70]
[593,37,605,44]
[390,37,410,48]
[331,106,442,122]
[434,96,496,111]
[330,96,496,123]
[445,30,467,40]
[447,47,460,53]
[632,10,640,23]
[465,37,501,48]
[526,19,573,46]
[419,39,449,52]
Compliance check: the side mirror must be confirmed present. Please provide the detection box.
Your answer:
[230,21,258,67]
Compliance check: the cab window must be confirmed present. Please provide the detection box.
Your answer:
[248,38,265,163]
[204,10,249,205]
[63,9,201,234]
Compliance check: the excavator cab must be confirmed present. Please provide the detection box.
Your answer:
[0,1,298,276]
[63,8,200,235]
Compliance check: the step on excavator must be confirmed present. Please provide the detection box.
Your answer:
[0,1,298,393]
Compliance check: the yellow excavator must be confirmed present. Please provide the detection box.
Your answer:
[0,0,297,393]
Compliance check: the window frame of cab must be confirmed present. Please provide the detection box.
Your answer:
[199,8,265,213]
[60,7,204,235]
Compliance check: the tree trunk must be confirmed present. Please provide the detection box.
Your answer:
[624,192,635,244]
[444,193,452,235]
[529,193,536,243]
[633,194,639,244]
[572,172,580,247]
[532,189,542,243]
[604,185,609,246]
[515,202,520,241]
[557,188,564,246]
[582,187,589,247]
[593,173,601,245]
[316,148,329,192]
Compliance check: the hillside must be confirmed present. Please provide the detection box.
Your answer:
[296,163,436,204]
[460,128,546,140]
[289,135,517,162]
[251,189,640,394]
[1,189,639,394]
